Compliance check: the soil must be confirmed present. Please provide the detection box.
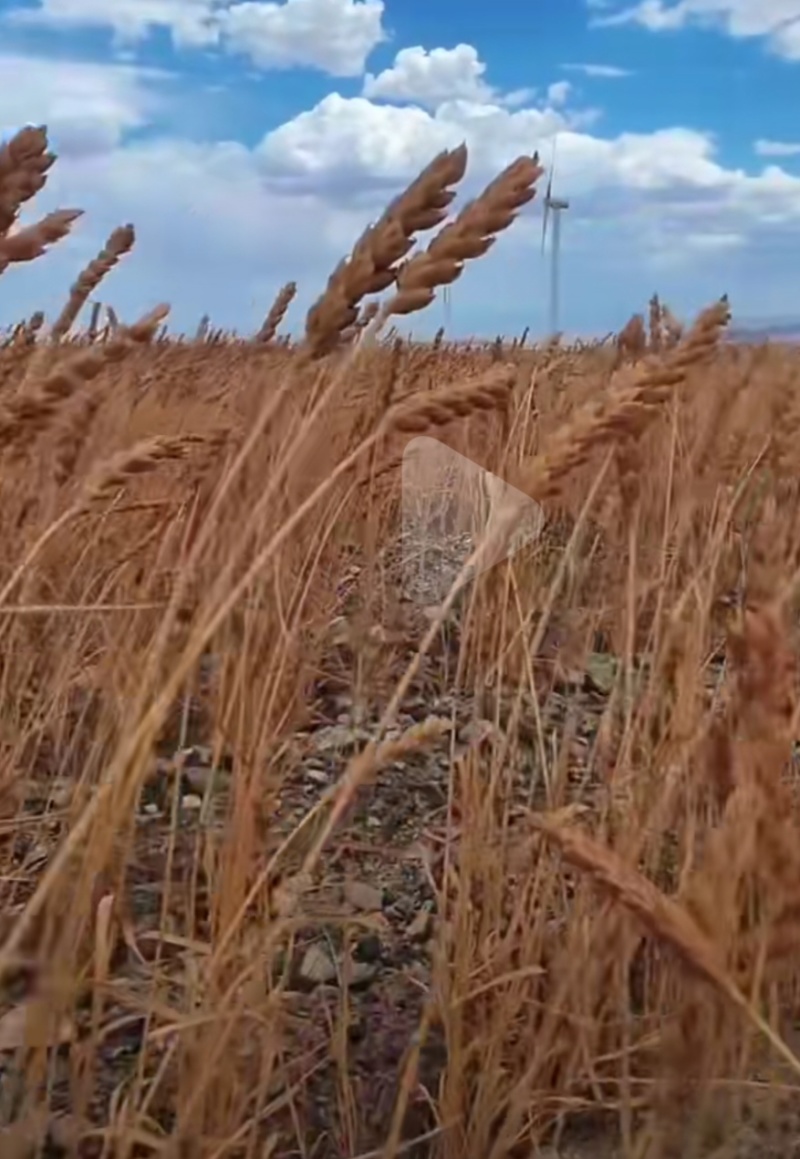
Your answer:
[1,531,799,1158]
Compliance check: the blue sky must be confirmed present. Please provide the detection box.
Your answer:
[0,0,799,339]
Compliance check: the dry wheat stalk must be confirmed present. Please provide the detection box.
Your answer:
[0,125,54,236]
[79,433,206,506]
[0,208,83,276]
[0,304,169,451]
[303,143,468,357]
[50,224,135,341]
[255,281,296,343]
[383,152,544,318]
[529,810,800,1109]
[509,297,730,504]
[530,813,743,1004]
[617,313,647,362]
[648,292,662,352]
[51,306,169,485]
[381,362,517,434]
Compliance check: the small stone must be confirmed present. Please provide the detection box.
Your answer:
[313,723,367,752]
[299,944,337,985]
[344,880,384,912]
[49,779,74,808]
[457,719,495,746]
[183,765,215,794]
[407,908,433,942]
[347,961,377,989]
[143,802,160,816]
[181,794,203,811]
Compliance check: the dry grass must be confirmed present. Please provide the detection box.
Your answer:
[1,122,800,1159]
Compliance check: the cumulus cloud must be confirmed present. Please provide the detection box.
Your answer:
[256,93,735,199]
[592,0,800,60]
[257,94,575,193]
[0,133,376,336]
[363,45,496,108]
[5,0,220,46]
[0,52,168,156]
[546,80,572,106]
[219,0,386,75]
[755,139,800,157]
[2,51,800,339]
[4,0,388,74]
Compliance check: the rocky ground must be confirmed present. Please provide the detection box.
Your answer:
[1,527,799,1157]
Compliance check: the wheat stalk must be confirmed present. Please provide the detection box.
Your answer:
[0,124,54,236]
[381,362,517,434]
[50,224,135,341]
[0,208,83,276]
[303,143,468,358]
[0,304,170,452]
[255,281,296,343]
[382,152,544,319]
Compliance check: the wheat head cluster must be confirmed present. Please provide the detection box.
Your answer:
[1,121,800,1159]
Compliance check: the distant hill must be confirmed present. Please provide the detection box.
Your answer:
[727,319,800,343]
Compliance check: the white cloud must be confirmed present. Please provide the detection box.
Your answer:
[2,63,800,340]
[5,0,388,74]
[0,53,168,156]
[257,93,574,188]
[755,139,800,157]
[592,1,800,60]
[219,0,386,75]
[256,94,736,198]
[363,45,496,108]
[0,133,373,335]
[6,0,220,46]
[501,87,539,108]
[562,62,634,77]
[547,80,572,106]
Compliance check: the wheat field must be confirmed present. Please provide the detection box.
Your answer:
[2,123,800,1159]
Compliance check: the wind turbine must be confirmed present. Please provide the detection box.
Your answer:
[541,135,570,337]
[442,283,452,332]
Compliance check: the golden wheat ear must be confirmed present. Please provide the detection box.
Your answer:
[383,152,544,319]
[256,281,297,344]
[51,224,135,342]
[303,143,469,358]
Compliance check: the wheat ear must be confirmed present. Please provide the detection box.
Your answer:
[52,305,168,485]
[50,224,135,341]
[303,143,468,357]
[383,152,544,319]
[79,433,206,506]
[0,208,83,276]
[0,125,54,236]
[530,813,800,1077]
[381,363,517,434]
[255,281,297,343]
[510,297,730,503]
[0,305,169,451]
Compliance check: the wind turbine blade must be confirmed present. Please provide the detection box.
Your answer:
[550,133,559,191]
[541,197,549,255]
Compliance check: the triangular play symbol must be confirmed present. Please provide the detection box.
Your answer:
[400,436,544,605]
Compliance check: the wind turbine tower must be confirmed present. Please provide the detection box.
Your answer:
[541,137,569,337]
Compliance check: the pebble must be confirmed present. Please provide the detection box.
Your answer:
[344,880,384,912]
[299,944,337,986]
[181,794,203,811]
[407,907,433,942]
